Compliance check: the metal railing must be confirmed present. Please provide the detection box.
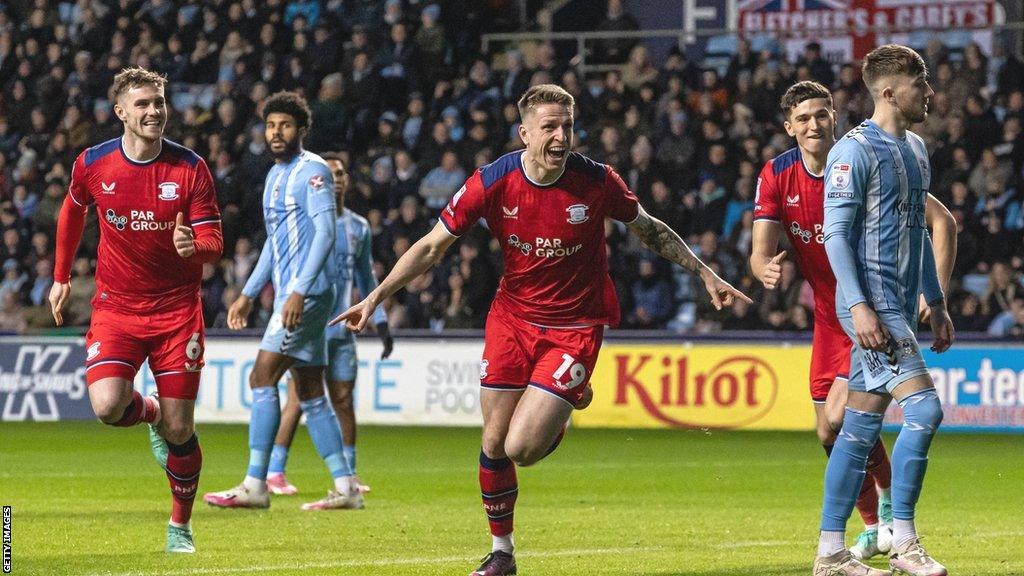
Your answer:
[482,20,1024,74]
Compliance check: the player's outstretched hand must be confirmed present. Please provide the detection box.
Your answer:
[173,212,195,258]
[699,267,753,310]
[929,306,955,353]
[227,295,253,330]
[48,282,71,326]
[850,302,890,352]
[760,250,787,290]
[281,292,304,331]
[329,297,375,332]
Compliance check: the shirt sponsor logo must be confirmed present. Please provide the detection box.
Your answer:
[831,163,850,190]
[101,182,116,194]
[105,209,127,230]
[502,206,518,219]
[105,209,175,232]
[157,181,180,200]
[827,191,854,199]
[507,234,533,255]
[566,203,589,224]
[789,221,823,244]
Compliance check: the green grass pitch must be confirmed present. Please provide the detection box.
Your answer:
[1,422,1022,575]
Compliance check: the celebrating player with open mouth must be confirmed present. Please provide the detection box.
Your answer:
[334,84,751,576]
[750,81,955,566]
[50,67,223,553]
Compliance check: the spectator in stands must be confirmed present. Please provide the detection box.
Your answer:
[628,257,675,329]
[594,0,639,65]
[987,294,1024,338]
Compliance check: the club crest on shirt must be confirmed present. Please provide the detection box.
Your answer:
[830,163,850,190]
[86,342,100,360]
[309,175,325,190]
[157,181,180,200]
[566,203,589,224]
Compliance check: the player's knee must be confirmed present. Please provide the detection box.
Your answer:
[481,432,507,461]
[504,440,543,467]
[329,385,353,411]
[93,401,123,424]
[162,421,195,445]
[901,390,943,431]
[90,394,126,423]
[816,424,838,446]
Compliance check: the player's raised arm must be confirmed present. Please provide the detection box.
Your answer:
[332,221,458,331]
[50,155,93,326]
[627,205,752,310]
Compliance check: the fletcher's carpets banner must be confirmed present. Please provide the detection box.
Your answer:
[737,0,1003,61]
[573,344,816,430]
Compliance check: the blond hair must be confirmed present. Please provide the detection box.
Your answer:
[111,67,167,101]
[862,44,926,90]
[517,84,575,119]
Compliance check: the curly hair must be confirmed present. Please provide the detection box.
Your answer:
[262,91,312,129]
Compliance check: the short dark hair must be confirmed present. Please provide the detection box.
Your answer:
[262,91,312,128]
[780,81,832,117]
[320,151,346,171]
[862,44,927,90]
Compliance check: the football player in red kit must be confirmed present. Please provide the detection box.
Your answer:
[335,84,751,576]
[750,81,956,561]
[49,68,222,553]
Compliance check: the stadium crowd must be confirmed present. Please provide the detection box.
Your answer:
[0,0,1022,337]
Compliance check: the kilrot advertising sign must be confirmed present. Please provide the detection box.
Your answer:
[737,0,1004,60]
[574,344,816,430]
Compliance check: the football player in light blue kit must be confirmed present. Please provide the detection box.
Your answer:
[204,92,362,511]
[266,152,394,504]
[814,45,955,576]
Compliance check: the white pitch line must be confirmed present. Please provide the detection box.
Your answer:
[86,546,659,576]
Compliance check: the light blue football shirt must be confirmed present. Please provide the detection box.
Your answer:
[823,120,942,326]
[326,209,387,340]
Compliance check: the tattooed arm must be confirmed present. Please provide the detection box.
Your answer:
[626,206,752,310]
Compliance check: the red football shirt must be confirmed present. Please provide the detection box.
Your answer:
[753,146,841,329]
[439,151,639,327]
[66,138,221,312]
